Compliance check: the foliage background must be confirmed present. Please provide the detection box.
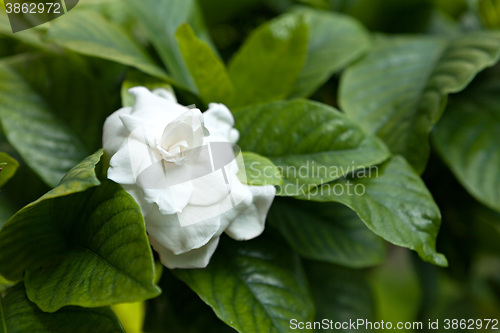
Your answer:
[1,0,500,332]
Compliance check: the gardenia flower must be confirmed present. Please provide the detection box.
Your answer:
[103,87,276,269]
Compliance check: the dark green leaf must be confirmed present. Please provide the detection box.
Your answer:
[340,32,500,173]
[269,199,385,267]
[233,100,390,196]
[174,237,314,333]
[144,269,236,333]
[0,150,102,281]
[305,262,376,332]
[47,10,171,83]
[302,156,447,266]
[176,23,234,104]
[0,62,87,187]
[432,70,500,212]
[228,13,309,107]
[0,151,160,312]
[7,53,123,153]
[0,283,125,333]
[124,0,213,92]
[290,7,371,98]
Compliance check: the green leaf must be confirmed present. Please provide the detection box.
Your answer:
[432,70,500,212]
[0,7,48,50]
[0,62,87,187]
[176,23,234,104]
[5,53,123,153]
[47,10,171,83]
[238,151,283,186]
[290,7,371,98]
[174,237,314,333]
[112,302,145,333]
[0,151,160,312]
[0,150,102,281]
[124,0,213,92]
[301,156,447,266]
[0,200,15,230]
[340,32,500,173]
[0,152,18,188]
[144,269,236,333]
[305,262,376,331]
[269,199,385,267]
[233,100,391,196]
[121,70,174,108]
[478,0,500,29]
[228,13,309,107]
[0,275,14,293]
[0,283,125,333]
[40,149,102,200]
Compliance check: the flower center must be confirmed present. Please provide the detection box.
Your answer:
[156,140,190,164]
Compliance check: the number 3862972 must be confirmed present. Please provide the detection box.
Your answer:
[5,2,61,14]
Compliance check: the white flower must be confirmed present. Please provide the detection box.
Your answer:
[103,87,276,269]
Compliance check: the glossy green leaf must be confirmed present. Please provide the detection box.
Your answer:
[0,283,125,333]
[0,150,102,281]
[41,149,102,199]
[0,62,87,187]
[47,10,171,83]
[233,100,391,196]
[228,13,309,107]
[0,151,160,312]
[269,199,385,267]
[238,151,283,186]
[302,156,447,266]
[290,7,371,98]
[121,71,174,108]
[0,152,18,188]
[432,71,500,212]
[6,53,123,153]
[305,262,376,332]
[176,23,234,104]
[124,0,213,92]
[174,237,314,333]
[340,32,500,173]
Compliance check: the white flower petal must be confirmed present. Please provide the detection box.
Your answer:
[204,103,240,143]
[225,185,276,240]
[151,236,220,269]
[130,87,187,126]
[103,107,133,157]
[160,109,205,160]
[108,143,136,185]
[121,184,154,217]
[103,86,277,269]
[142,181,192,215]
[152,88,177,103]
[187,170,233,207]
[146,208,220,254]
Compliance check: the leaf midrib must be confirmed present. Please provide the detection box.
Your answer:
[228,258,295,333]
[76,246,153,291]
